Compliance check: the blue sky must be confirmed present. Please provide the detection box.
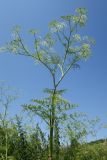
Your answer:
[0,0,107,139]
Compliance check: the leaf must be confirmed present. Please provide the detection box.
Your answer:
[43,88,67,95]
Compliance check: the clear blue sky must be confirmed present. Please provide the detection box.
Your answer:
[0,0,107,139]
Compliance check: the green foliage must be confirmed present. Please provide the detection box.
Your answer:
[0,84,105,160]
[75,140,107,160]
[23,89,77,126]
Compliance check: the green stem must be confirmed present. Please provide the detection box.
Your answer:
[49,86,57,160]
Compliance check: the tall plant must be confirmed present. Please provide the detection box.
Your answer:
[1,8,94,160]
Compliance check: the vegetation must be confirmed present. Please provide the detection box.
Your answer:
[0,107,107,160]
[0,7,106,160]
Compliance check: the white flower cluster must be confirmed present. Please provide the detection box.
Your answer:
[73,34,81,41]
[50,22,66,33]
[80,15,87,24]
[80,43,91,59]
[40,40,49,47]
